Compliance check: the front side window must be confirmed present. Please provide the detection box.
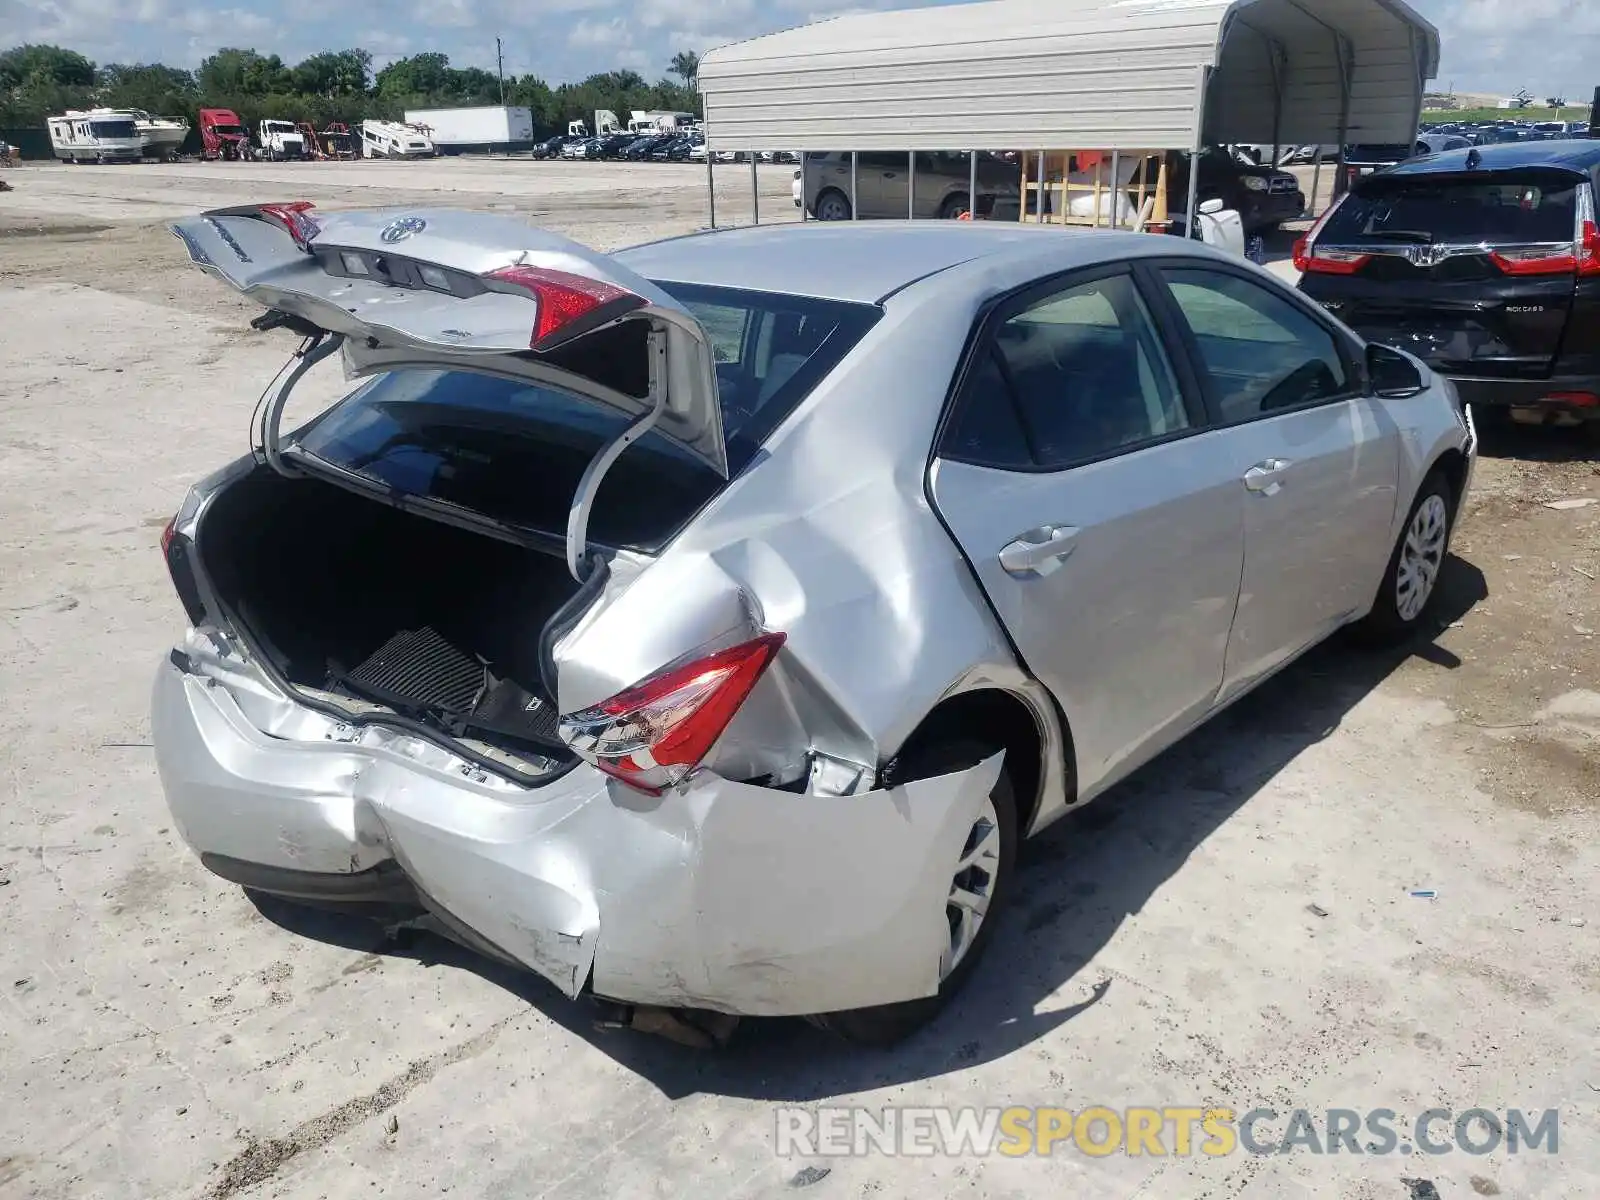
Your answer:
[944,271,1189,470]
[1160,268,1348,421]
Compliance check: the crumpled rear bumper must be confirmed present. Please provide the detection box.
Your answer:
[151,652,1001,1016]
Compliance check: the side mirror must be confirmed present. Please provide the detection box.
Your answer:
[1199,196,1225,214]
[1368,343,1426,398]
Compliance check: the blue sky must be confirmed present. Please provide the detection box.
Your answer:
[2,0,1595,97]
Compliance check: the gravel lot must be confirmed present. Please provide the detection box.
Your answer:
[1,158,1597,1200]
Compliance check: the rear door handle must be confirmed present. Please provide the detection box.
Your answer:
[999,525,1079,577]
[1243,458,1291,495]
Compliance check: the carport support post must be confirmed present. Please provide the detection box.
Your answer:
[799,151,807,222]
[851,151,859,220]
[750,155,760,225]
[1187,66,1207,240]
[1036,151,1046,222]
[706,154,716,228]
[968,150,978,219]
[908,150,916,219]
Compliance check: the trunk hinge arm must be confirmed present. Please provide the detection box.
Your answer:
[564,326,668,581]
[260,331,346,479]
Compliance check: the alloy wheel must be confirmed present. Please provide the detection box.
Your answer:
[1396,493,1448,621]
[942,795,1002,978]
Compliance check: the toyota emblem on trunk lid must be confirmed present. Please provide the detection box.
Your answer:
[380,216,427,243]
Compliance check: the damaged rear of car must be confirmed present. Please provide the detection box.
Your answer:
[154,204,1029,1043]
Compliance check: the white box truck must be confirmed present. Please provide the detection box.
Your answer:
[403,106,535,154]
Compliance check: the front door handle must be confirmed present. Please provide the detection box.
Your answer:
[999,525,1079,577]
[1243,458,1291,495]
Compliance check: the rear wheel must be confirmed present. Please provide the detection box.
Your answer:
[939,192,971,219]
[1358,470,1454,643]
[809,740,1018,1045]
[814,189,851,221]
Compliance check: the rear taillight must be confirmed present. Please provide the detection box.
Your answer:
[257,201,320,250]
[1491,220,1600,277]
[161,515,207,625]
[1490,245,1579,275]
[558,632,786,794]
[1293,240,1370,275]
[485,265,645,351]
[1580,220,1600,277]
[1290,194,1362,275]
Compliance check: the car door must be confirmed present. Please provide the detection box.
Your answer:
[1144,261,1401,700]
[929,265,1244,800]
[862,152,909,218]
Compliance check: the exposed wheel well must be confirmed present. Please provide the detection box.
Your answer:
[1430,448,1470,520]
[884,689,1046,834]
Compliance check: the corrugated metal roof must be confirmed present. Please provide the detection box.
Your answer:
[699,0,1439,151]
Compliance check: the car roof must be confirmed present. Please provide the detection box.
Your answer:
[1388,139,1600,176]
[614,222,1177,304]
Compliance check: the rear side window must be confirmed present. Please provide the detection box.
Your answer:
[1323,175,1580,244]
[944,271,1188,470]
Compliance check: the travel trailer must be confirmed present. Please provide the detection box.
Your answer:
[46,110,144,162]
[360,120,436,159]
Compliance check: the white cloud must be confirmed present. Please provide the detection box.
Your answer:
[2,0,1596,93]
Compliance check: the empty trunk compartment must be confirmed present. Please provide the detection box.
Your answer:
[194,464,587,767]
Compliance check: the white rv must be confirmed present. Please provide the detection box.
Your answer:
[47,110,144,163]
[258,120,307,161]
[360,120,436,159]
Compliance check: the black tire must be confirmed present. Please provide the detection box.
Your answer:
[809,740,1019,1046]
[813,188,852,221]
[938,192,970,220]
[1357,469,1454,644]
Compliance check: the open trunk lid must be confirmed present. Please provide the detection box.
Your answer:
[1299,166,1599,378]
[169,204,727,476]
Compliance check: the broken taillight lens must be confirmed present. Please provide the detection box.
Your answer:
[484,265,643,350]
[558,632,787,794]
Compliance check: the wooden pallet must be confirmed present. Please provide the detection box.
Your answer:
[1018,150,1170,230]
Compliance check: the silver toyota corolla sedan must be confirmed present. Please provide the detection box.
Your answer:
[153,205,1475,1044]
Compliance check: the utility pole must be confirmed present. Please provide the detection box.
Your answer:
[496,37,505,105]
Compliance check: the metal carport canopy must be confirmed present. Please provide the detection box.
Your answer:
[697,0,1440,152]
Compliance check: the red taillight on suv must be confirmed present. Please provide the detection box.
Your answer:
[1580,219,1600,277]
[1290,193,1366,275]
[558,632,787,794]
[1292,239,1371,275]
[1491,220,1600,277]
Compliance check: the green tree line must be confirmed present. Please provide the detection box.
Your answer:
[1,43,702,140]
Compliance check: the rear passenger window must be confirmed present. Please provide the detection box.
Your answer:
[1160,268,1348,421]
[987,272,1188,468]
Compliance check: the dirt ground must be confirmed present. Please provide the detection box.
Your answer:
[1,160,1597,1200]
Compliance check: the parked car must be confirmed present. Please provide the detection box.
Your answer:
[624,135,666,161]
[158,207,1473,1044]
[798,150,1021,220]
[1340,136,1472,191]
[537,135,565,158]
[649,136,685,162]
[599,133,637,159]
[1167,146,1306,234]
[1297,139,1600,434]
